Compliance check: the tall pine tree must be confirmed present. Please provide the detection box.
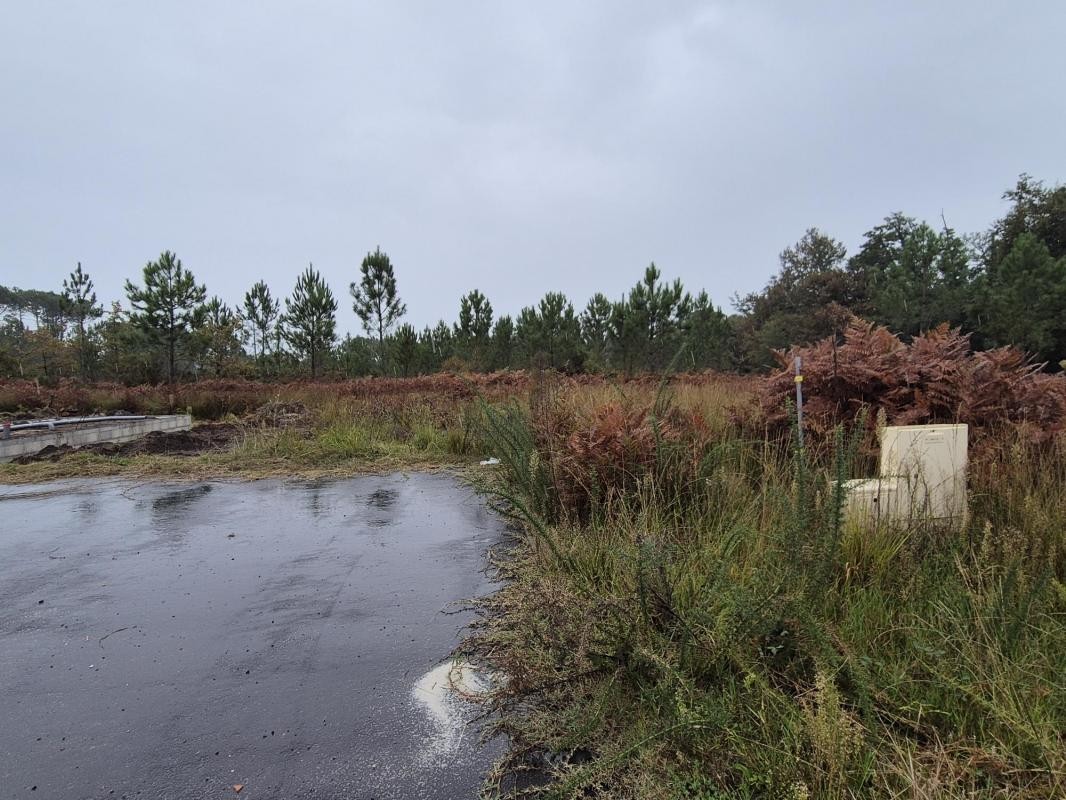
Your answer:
[61,262,103,378]
[243,280,280,368]
[284,264,338,378]
[976,233,1066,362]
[197,297,244,377]
[456,289,493,369]
[351,247,406,373]
[580,293,612,370]
[490,315,515,370]
[392,323,419,376]
[124,251,206,383]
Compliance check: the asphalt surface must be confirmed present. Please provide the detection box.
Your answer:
[0,474,504,800]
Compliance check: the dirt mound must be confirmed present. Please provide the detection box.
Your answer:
[12,444,77,463]
[250,400,310,428]
[111,423,241,456]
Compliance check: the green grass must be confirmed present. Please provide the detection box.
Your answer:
[466,393,1066,799]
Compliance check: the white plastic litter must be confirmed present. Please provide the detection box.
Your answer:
[479,457,500,466]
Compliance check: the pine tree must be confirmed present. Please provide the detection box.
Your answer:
[283,264,338,378]
[631,264,687,370]
[516,292,582,370]
[515,306,542,367]
[977,233,1066,361]
[423,321,454,371]
[681,291,732,370]
[351,247,406,373]
[490,315,515,370]
[601,265,689,374]
[456,289,493,369]
[392,323,419,376]
[124,251,206,383]
[607,298,641,375]
[61,262,103,378]
[197,297,244,377]
[243,280,280,367]
[580,293,612,370]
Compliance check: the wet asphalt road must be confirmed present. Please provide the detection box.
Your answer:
[0,473,503,800]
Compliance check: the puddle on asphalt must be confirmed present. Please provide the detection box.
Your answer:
[150,482,213,512]
[368,488,399,509]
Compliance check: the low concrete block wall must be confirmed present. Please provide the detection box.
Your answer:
[0,415,193,463]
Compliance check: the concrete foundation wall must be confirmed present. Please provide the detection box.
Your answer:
[0,415,193,463]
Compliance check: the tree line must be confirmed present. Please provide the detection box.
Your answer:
[2,174,1064,383]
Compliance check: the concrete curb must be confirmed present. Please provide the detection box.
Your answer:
[0,415,193,463]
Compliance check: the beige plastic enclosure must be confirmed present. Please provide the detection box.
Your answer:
[840,476,909,524]
[842,423,968,527]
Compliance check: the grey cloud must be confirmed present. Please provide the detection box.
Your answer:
[2,1,1064,333]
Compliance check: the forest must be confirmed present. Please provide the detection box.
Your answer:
[2,174,1064,384]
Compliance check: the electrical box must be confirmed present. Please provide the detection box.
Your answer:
[880,424,967,521]
[841,423,967,528]
[841,477,911,525]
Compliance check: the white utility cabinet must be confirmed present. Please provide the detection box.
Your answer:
[842,423,968,527]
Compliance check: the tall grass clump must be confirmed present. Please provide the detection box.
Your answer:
[466,379,1066,799]
[228,394,487,467]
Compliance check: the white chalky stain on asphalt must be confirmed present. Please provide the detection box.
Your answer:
[411,660,490,766]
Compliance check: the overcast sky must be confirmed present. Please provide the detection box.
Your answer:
[2,2,1064,333]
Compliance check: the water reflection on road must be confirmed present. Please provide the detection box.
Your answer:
[0,473,501,799]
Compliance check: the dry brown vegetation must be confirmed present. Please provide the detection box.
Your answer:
[0,371,752,484]
[749,317,1066,449]
[0,370,749,420]
[0,373,529,419]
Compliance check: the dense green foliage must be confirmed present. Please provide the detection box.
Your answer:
[242,280,281,368]
[61,262,103,379]
[2,175,1064,382]
[123,251,207,383]
[283,265,338,379]
[350,246,406,373]
[735,176,1066,369]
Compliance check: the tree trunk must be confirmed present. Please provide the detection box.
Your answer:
[77,319,87,380]
[168,333,176,384]
[378,318,386,375]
